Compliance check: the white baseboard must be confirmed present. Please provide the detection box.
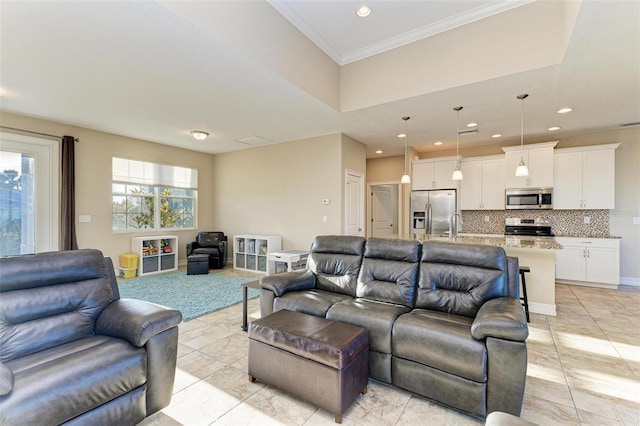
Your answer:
[556,279,618,290]
[178,259,187,267]
[528,302,556,316]
[620,276,640,287]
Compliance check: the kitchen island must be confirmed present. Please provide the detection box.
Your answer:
[392,234,562,316]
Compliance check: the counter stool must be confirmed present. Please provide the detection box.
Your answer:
[519,266,530,323]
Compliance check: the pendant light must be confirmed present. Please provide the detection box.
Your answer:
[515,94,530,177]
[451,106,463,181]
[400,116,411,184]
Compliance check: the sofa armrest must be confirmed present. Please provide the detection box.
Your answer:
[0,362,14,396]
[186,241,199,256]
[96,299,183,347]
[260,269,316,297]
[471,297,528,341]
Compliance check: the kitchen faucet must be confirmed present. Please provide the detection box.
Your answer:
[449,211,462,237]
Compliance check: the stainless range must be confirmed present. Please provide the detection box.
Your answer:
[505,218,554,239]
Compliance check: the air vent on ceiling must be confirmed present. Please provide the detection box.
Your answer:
[620,121,640,127]
[234,135,271,145]
[458,128,479,135]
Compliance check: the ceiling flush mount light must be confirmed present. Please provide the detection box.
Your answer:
[190,130,209,141]
[492,134,502,138]
[515,94,530,177]
[452,106,463,181]
[548,126,561,131]
[375,149,383,154]
[400,116,411,184]
[356,6,371,17]
[434,141,443,146]
[466,122,478,128]
[557,107,573,114]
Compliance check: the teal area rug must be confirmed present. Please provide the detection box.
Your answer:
[118,271,259,321]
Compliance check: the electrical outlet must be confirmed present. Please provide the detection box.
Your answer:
[584,216,591,224]
[484,216,490,222]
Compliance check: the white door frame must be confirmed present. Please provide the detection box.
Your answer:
[367,180,403,238]
[344,169,365,236]
[0,132,59,253]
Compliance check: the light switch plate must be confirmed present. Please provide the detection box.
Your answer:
[633,217,640,225]
[584,216,591,224]
[79,215,91,223]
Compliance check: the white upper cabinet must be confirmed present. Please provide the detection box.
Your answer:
[411,157,458,190]
[503,141,557,188]
[460,155,505,210]
[553,144,619,209]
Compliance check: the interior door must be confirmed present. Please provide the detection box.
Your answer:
[371,184,397,237]
[345,170,364,236]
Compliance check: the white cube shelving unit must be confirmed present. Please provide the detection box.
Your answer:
[131,235,178,276]
[233,234,281,274]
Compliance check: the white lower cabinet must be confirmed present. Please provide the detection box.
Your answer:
[555,237,620,287]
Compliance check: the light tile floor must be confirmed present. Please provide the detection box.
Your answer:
[140,267,640,425]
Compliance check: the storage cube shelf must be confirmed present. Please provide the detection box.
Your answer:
[131,235,178,276]
[233,235,281,274]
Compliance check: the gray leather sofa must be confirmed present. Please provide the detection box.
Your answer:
[260,236,528,418]
[0,249,183,425]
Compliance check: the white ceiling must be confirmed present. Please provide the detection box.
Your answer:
[1,1,638,159]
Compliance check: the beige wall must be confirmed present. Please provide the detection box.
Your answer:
[371,126,640,282]
[0,111,216,263]
[210,134,348,254]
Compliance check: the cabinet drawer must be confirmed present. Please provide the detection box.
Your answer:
[556,237,619,248]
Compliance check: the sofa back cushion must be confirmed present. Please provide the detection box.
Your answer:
[308,235,365,297]
[0,249,115,363]
[357,238,421,308]
[416,241,507,318]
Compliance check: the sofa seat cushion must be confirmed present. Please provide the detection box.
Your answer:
[1,335,147,425]
[392,309,487,382]
[327,298,410,354]
[193,247,220,256]
[274,289,353,317]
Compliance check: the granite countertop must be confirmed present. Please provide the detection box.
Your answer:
[391,234,563,250]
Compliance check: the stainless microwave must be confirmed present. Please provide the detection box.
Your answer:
[505,188,553,209]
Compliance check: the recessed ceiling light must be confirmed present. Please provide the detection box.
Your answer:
[397,133,406,138]
[548,126,561,131]
[434,141,443,146]
[375,150,383,154]
[466,122,478,128]
[557,107,573,114]
[491,134,502,138]
[356,6,371,17]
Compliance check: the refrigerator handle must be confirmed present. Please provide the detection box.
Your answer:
[426,203,432,235]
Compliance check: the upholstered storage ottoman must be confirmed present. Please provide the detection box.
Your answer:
[248,309,369,424]
[187,254,209,275]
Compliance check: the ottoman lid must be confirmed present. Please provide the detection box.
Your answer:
[249,309,368,370]
[188,254,210,261]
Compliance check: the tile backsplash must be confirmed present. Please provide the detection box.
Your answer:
[461,209,611,237]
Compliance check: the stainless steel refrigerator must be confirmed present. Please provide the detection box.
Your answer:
[410,190,457,235]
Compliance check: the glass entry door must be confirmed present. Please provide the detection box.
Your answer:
[0,133,58,255]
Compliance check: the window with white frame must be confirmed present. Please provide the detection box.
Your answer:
[112,157,197,232]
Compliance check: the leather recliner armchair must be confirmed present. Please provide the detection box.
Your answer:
[0,249,183,425]
[187,231,227,269]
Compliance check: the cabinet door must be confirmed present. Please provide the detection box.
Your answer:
[481,158,506,209]
[528,147,554,187]
[411,162,434,190]
[553,151,583,209]
[583,149,615,209]
[555,245,586,281]
[585,247,619,284]
[460,160,482,209]
[505,150,529,188]
[433,160,457,189]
